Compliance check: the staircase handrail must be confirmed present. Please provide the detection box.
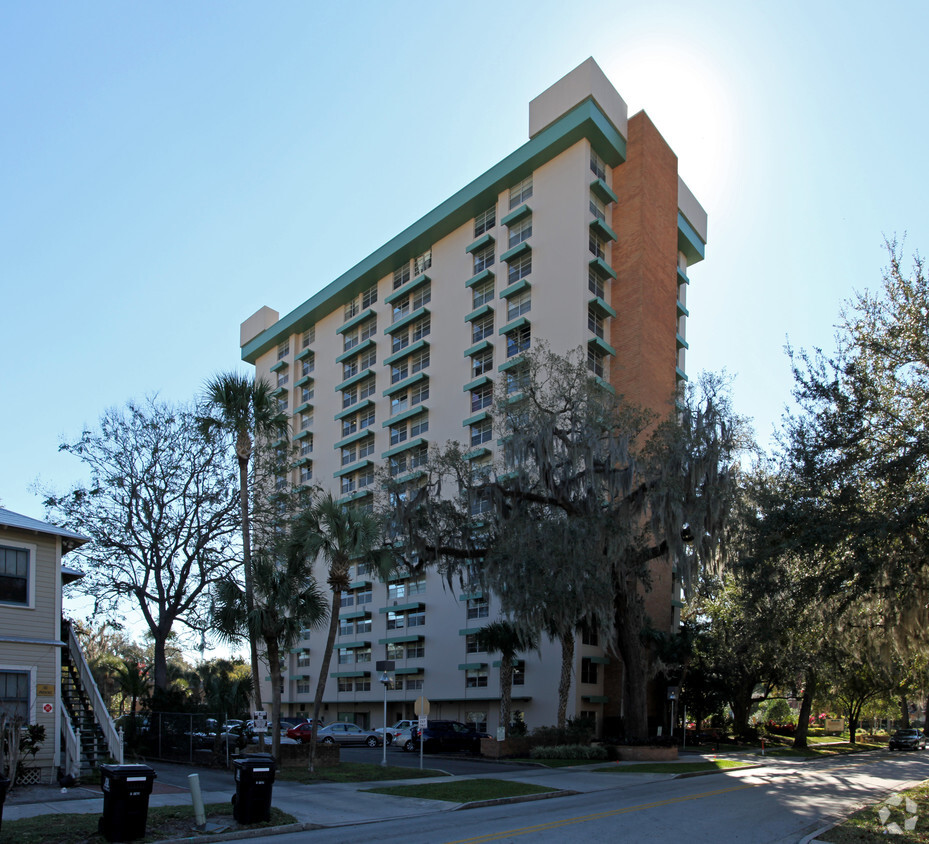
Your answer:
[62,712,81,779]
[64,621,124,764]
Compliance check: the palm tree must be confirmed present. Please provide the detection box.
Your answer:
[477,621,537,739]
[212,547,327,759]
[114,660,150,744]
[289,493,392,771]
[202,372,287,711]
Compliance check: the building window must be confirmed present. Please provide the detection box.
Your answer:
[359,346,377,371]
[393,299,411,324]
[506,365,529,396]
[411,381,429,406]
[355,588,373,604]
[474,206,495,237]
[588,346,606,378]
[506,324,531,358]
[469,489,492,517]
[300,436,313,456]
[470,417,492,447]
[581,626,599,646]
[472,313,494,344]
[410,414,429,437]
[507,214,532,249]
[359,406,375,430]
[473,244,494,274]
[389,422,408,447]
[359,438,374,459]
[508,253,531,285]
[302,326,315,348]
[357,617,372,634]
[509,175,533,209]
[343,359,359,380]
[404,676,424,690]
[299,463,313,484]
[588,307,605,339]
[386,643,404,660]
[362,284,378,309]
[411,315,431,342]
[360,317,377,342]
[300,411,313,431]
[407,641,425,659]
[590,193,606,222]
[590,148,607,181]
[344,298,360,321]
[337,677,353,692]
[0,670,30,720]
[342,386,358,410]
[296,680,311,695]
[466,597,488,620]
[393,263,411,290]
[467,711,488,731]
[297,651,311,667]
[513,663,525,686]
[413,249,432,276]
[507,289,531,321]
[588,267,605,300]
[465,634,483,654]
[472,276,494,309]
[581,657,599,684]
[277,369,289,388]
[358,465,375,488]
[413,283,431,311]
[589,231,606,260]
[392,360,409,384]
[300,384,314,404]
[359,376,376,400]
[411,347,430,374]
[339,618,354,636]
[472,347,493,377]
[471,383,493,413]
[340,475,356,495]
[386,611,405,631]
[276,395,288,414]
[277,341,290,360]
[341,445,357,467]
[301,353,315,377]
[465,668,488,688]
[338,648,353,665]
[343,327,360,353]
[0,546,30,606]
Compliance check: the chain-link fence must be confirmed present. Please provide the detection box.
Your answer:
[136,712,249,766]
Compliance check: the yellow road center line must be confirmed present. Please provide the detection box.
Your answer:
[446,782,757,843]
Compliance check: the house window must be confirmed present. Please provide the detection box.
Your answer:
[472,313,494,344]
[467,597,489,620]
[506,324,531,358]
[472,277,494,309]
[470,418,492,447]
[362,284,378,309]
[471,383,493,413]
[581,657,599,684]
[509,175,533,209]
[393,263,411,290]
[413,249,432,276]
[465,668,488,688]
[507,289,531,321]
[590,149,607,181]
[473,245,494,274]
[302,326,315,348]
[0,670,30,720]
[474,206,495,237]
[277,341,290,360]
[507,214,532,248]
[472,347,493,377]
[508,253,531,285]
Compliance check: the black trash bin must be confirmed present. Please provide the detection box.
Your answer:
[97,763,157,842]
[0,773,10,835]
[232,753,276,824]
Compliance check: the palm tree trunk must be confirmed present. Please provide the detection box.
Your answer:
[500,656,513,739]
[309,589,342,772]
[557,631,574,731]
[268,639,282,761]
[238,454,263,713]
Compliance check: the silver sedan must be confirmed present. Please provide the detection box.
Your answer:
[316,722,382,747]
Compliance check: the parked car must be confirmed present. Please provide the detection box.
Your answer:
[889,729,927,750]
[375,719,415,746]
[285,720,319,743]
[317,722,382,747]
[403,720,489,754]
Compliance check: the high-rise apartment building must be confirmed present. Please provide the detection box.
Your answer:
[240,59,707,735]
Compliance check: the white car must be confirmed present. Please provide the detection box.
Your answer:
[375,719,415,746]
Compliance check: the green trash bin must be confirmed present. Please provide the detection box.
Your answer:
[232,754,276,824]
[97,763,157,842]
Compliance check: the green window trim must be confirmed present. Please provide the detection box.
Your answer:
[499,316,529,336]
[458,663,487,671]
[393,469,425,485]
[589,178,618,205]
[294,374,314,387]
[588,335,616,357]
[382,405,427,428]
[339,609,370,620]
[588,296,617,318]
[500,241,531,263]
[497,355,526,373]
[677,300,689,317]
[384,273,430,305]
[589,217,617,243]
[463,374,492,393]
[383,338,428,367]
[295,348,314,361]
[332,458,374,478]
[338,640,372,650]
[676,366,689,382]
[378,601,424,613]
[459,627,483,636]
[384,306,429,335]
[499,279,530,299]
[348,579,372,590]
[462,410,490,428]
[394,667,424,675]
[294,457,312,468]
[270,360,288,372]
[463,446,490,461]
[677,212,706,264]
[465,303,494,323]
[676,333,689,350]
[335,369,374,393]
[677,266,690,286]
[500,203,531,226]
[295,401,314,414]
[330,671,370,678]
[464,268,495,290]
[335,338,376,365]
[381,436,427,460]
[465,233,495,254]
[671,599,686,608]
[458,592,483,601]
[378,635,424,645]
[590,656,611,665]
[589,257,617,280]
[337,308,377,336]
[583,695,610,704]
[334,398,374,421]
[463,339,493,359]
[334,429,374,450]
[383,371,427,398]
[294,430,312,441]
[594,376,616,395]
[271,386,287,397]
[337,489,373,504]
[271,437,287,448]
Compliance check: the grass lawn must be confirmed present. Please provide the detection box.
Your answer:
[818,779,929,842]
[510,757,604,768]
[365,778,558,803]
[761,741,884,759]
[275,762,447,784]
[1,802,295,844]
[595,760,753,774]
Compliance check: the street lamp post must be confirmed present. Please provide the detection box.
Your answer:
[376,660,395,767]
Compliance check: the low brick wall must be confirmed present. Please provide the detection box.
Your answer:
[480,737,535,759]
[614,745,678,761]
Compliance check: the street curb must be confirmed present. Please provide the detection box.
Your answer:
[454,788,578,810]
[675,763,765,779]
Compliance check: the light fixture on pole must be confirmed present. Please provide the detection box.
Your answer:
[376,660,395,767]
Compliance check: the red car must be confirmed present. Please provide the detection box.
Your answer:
[285,721,319,743]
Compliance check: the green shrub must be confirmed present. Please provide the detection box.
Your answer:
[530,744,608,760]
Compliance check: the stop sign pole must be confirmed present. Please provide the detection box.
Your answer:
[414,695,430,769]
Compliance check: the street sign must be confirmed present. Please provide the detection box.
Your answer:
[36,684,55,697]
[42,703,53,714]
[418,715,428,730]
[253,710,268,734]
[413,696,430,716]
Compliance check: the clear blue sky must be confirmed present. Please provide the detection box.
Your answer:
[3,0,927,521]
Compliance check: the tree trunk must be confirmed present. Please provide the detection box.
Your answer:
[309,588,342,772]
[557,632,574,731]
[238,453,263,713]
[729,677,757,738]
[793,668,816,749]
[500,655,513,739]
[152,634,168,693]
[900,695,910,728]
[268,639,282,761]
[614,595,650,739]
